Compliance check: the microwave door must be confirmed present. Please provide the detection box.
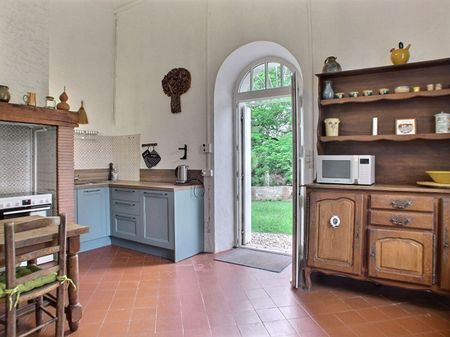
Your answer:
[319,158,354,184]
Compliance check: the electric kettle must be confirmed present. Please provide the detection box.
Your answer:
[175,165,189,183]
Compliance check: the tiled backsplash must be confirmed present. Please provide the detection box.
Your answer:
[74,133,140,181]
[36,127,57,195]
[0,124,33,194]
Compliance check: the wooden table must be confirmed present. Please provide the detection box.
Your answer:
[0,216,89,331]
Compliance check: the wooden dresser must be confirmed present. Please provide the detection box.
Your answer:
[305,59,450,294]
[305,184,450,294]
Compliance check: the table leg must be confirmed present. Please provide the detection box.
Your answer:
[66,236,82,332]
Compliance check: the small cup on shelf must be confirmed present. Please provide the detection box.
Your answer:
[435,83,442,90]
[378,88,389,95]
[362,89,373,96]
[349,91,359,98]
[334,92,345,99]
[412,86,421,92]
[427,83,434,91]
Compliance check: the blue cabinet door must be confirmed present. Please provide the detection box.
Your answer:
[77,188,110,244]
[141,190,174,249]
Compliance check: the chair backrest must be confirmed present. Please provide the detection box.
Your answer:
[4,214,67,290]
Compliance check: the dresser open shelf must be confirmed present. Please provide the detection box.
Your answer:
[320,133,450,142]
[317,57,450,185]
[320,88,450,106]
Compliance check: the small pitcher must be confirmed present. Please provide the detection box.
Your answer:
[23,92,37,106]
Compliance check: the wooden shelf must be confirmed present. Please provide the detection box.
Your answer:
[320,88,450,106]
[320,133,450,142]
[0,102,79,127]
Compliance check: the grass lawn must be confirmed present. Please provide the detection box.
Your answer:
[251,200,292,234]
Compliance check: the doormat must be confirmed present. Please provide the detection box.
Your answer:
[214,248,291,273]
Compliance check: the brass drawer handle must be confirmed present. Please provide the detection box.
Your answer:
[390,216,411,226]
[391,200,412,209]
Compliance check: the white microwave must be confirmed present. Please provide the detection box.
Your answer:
[316,155,375,185]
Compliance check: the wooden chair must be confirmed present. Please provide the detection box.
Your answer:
[0,215,68,337]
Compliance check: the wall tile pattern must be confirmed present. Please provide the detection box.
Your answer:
[112,135,140,181]
[0,124,33,194]
[74,134,140,181]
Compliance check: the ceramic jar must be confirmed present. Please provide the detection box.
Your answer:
[435,112,450,133]
[322,80,334,100]
[0,85,11,102]
[324,118,340,136]
[322,56,342,73]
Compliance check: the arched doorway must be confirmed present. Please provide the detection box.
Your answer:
[234,57,297,255]
[212,42,306,287]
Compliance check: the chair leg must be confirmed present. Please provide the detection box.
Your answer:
[6,299,16,337]
[55,285,65,337]
[35,296,44,326]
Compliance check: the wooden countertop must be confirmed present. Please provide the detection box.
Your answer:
[306,183,450,194]
[74,180,203,191]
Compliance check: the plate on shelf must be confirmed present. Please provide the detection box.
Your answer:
[416,181,450,189]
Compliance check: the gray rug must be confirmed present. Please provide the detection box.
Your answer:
[215,248,291,273]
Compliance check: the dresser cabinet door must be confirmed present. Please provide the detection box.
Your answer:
[308,191,363,275]
[368,228,433,285]
[440,198,450,291]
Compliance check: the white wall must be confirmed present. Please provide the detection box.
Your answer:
[0,0,49,106]
[49,0,116,135]
[114,0,208,170]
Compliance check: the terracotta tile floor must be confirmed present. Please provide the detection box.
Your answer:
[20,246,450,336]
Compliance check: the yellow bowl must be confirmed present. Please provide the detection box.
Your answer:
[426,171,450,184]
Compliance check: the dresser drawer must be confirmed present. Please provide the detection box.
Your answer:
[111,188,139,202]
[369,210,434,230]
[370,194,434,212]
[111,199,140,216]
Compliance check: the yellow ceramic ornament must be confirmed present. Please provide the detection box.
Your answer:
[390,42,411,65]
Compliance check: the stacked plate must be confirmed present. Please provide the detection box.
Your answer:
[417,171,450,188]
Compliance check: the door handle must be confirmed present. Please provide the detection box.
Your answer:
[329,215,340,228]
[114,189,135,193]
[144,192,168,196]
[115,215,136,221]
[84,189,101,193]
[114,201,135,207]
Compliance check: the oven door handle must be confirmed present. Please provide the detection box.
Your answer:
[3,206,51,216]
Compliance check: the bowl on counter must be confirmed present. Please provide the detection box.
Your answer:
[426,171,450,184]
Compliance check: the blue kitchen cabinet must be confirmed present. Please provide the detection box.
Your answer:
[76,187,111,251]
[141,190,174,249]
[110,187,204,262]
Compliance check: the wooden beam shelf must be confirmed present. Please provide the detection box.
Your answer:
[320,133,450,142]
[320,88,450,106]
[0,102,79,127]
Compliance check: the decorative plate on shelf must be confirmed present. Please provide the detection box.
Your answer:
[416,181,450,189]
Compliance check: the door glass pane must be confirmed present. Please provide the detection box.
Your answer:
[282,65,292,87]
[251,64,265,91]
[239,71,251,92]
[267,63,281,88]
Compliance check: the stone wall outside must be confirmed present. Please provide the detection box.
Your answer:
[251,186,292,201]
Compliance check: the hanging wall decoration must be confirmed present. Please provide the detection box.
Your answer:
[162,68,191,113]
